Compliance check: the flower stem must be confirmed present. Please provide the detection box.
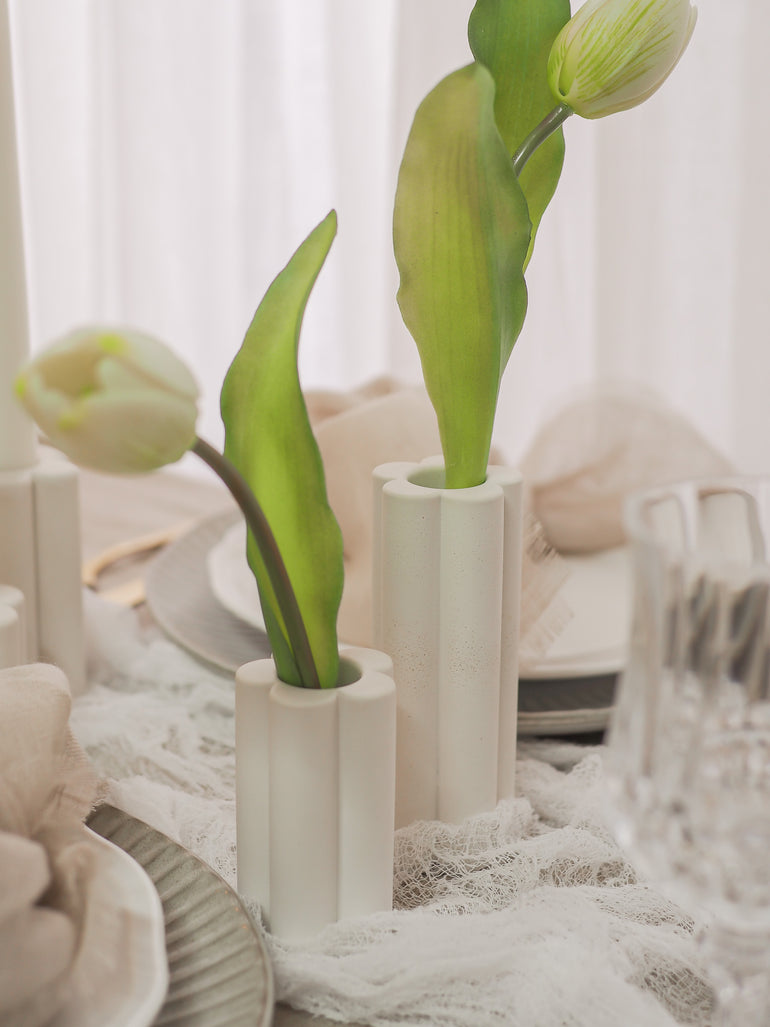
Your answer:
[192,435,321,689]
[512,103,572,177]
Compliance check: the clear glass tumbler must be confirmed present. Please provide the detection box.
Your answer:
[606,477,770,1025]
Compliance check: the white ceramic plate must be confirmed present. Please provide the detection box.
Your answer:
[207,520,354,646]
[521,546,631,679]
[145,511,272,673]
[51,828,168,1027]
[207,519,266,631]
[208,517,632,680]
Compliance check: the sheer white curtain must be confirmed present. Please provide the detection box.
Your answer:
[10,0,769,474]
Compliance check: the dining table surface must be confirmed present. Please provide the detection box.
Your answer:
[71,461,705,1027]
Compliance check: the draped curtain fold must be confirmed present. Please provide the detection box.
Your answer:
[10,0,768,474]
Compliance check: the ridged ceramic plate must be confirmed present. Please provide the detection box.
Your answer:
[51,827,168,1027]
[87,805,274,1027]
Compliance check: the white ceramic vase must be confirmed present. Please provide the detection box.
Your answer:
[235,646,396,941]
[373,456,523,828]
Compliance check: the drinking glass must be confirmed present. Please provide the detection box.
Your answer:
[605,477,770,1025]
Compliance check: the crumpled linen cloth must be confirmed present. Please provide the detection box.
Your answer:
[0,663,98,1027]
[70,594,717,1027]
[520,384,734,553]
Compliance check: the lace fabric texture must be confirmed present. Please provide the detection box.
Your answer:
[71,593,715,1027]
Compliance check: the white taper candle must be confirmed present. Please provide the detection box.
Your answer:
[0,0,36,470]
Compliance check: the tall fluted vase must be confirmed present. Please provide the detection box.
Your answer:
[373,457,523,828]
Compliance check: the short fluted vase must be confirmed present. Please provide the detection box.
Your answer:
[235,646,397,941]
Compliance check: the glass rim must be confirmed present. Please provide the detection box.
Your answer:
[624,474,770,571]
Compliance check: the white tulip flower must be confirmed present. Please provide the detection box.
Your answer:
[547,0,697,119]
[15,327,199,473]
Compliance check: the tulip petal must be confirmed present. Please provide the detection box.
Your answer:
[468,0,570,265]
[584,4,697,115]
[393,63,531,489]
[32,327,199,403]
[111,329,199,400]
[220,211,343,689]
[548,0,696,119]
[28,333,105,398]
[16,328,200,473]
[15,370,70,435]
[96,355,157,393]
[45,390,197,473]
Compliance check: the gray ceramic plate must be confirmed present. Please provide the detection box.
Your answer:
[145,513,618,735]
[145,512,271,673]
[517,673,616,735]
[87,805,274,1027]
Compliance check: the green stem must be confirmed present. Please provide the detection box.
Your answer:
[192,436,321,689]
[512,103,572,177]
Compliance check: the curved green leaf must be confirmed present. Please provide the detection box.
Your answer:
[469,0,571,264]
[220,211,343,688]
[393,63,531,490]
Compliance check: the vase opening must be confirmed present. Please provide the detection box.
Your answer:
[336,656,363,687]
[407,465,490,491]
[408,465,446,489]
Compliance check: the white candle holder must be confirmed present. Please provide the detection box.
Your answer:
[0,452,85,690]
[0,585,23,669]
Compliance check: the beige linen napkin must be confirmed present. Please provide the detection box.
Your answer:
[0,663,98,1027]
[520,385,734,553]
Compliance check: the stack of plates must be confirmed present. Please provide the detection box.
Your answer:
[146,513,631,736]
[518,547,630,735]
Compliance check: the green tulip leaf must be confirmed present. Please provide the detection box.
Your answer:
[469,0,571,264]
[393,63,531,489]
[221,210,343,688]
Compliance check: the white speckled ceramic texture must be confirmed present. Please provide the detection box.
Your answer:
[373,459,523,826]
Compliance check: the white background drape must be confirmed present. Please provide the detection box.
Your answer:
[9,0,770,476]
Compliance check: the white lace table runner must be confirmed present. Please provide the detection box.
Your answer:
[71,594,713,1027]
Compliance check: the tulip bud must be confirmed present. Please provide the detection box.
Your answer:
[547,0,697,119]
[15,327,199,473]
